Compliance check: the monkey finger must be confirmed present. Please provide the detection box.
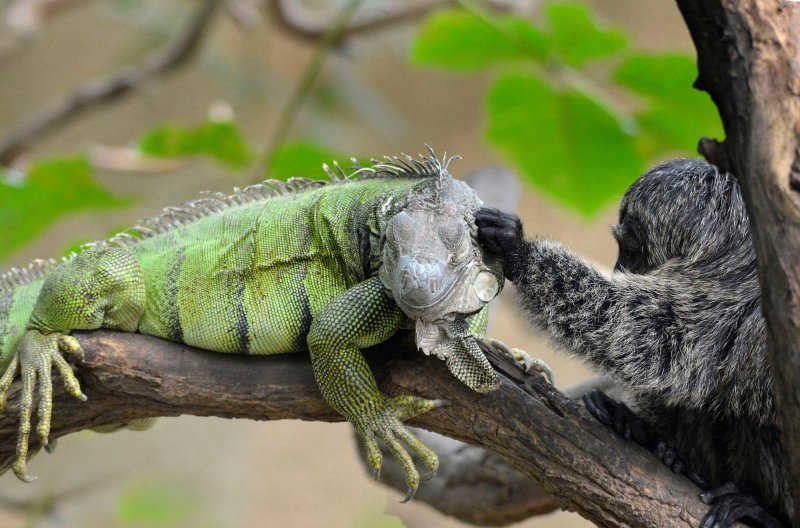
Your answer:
[583,390,613,427]
[475,208,519,229]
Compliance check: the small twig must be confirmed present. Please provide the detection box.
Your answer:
[266,0,446,44]
[252,0,363,182]
[0,0,219,167]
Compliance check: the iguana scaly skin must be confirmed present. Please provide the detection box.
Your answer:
[0,151,545,499]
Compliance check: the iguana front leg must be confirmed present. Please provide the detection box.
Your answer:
[0,247,145,481]
[308,276,442,501]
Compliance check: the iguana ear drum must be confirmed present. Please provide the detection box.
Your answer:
[473,271,499,302]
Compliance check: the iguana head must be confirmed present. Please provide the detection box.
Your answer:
[376,153,503,393]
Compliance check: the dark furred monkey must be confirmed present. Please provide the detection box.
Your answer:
[476,159,789,528]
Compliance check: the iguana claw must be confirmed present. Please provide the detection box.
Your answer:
[355,395,441,501]
[488,339,555,384]
[401,486,417,503]
[2,329,87,482]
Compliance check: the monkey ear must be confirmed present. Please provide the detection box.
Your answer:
[445,337,500,393]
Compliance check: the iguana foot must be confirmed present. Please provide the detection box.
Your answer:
[486,339,555,384]
[356,396,443,502]
[1,330,86,482]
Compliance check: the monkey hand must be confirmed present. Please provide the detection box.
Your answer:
[475,208,528,282]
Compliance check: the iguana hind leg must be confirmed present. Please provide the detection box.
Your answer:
[0,247,145,481]
[307,276,441,501]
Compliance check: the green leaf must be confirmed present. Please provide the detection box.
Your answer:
[0,156,126,263]
[545,2,627,66]
[615,53,723,155]
[138,121,253,169]
[487,73,642,215]
[268,141,363,181]
[117,480,194,524]
[411,8,548,71]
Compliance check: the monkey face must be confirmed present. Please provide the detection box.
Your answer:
[611,216,650,273]
[613,158,752,275]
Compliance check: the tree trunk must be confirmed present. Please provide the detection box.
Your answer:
[676,2,800,522]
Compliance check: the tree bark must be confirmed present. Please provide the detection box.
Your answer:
[675,1,800,522]
[0,331,737,527]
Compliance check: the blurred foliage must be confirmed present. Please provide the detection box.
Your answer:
[0,157,127,262]
[487,73,639,214]
[544,3,627,66]
[0,2,722,249]
[615,53,724,156]
[411,1,722,215]
[269,141,359,181]
[116,479,195,525]
[411,10,548,69]
[138,121,253,170]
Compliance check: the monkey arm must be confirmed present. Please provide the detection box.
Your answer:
[506,238,722,409]
[476,208,768,418]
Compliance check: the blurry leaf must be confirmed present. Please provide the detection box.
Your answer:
[411,8,548,70]
[487,73,642,215]
[545,2,627,66]
[61,224,132,258]
[0,157,126,263]
[615,53,723,155]
[269,141,364,181]
[117,480,193,525]
[139,121,253,169]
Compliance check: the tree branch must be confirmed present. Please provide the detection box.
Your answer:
[366,376,621,526]
[0,330,733,527]
[675,1,800,522]
[0,0,219,167]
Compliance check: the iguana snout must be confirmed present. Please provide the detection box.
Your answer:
[396,255,452,303]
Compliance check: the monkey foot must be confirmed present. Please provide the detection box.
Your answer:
[582,389,707,488]
[700,483,784,528]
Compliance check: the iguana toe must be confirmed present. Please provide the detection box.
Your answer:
[488,338,555,384]
[10,329,88,482]
[0,354,19,412]
[387,395,445,422]
[401,486,417,503]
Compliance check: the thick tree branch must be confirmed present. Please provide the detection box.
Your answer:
[0,0,219,167]
[0,331,732,527]
[368,376,620,526]
[675,2,800,522]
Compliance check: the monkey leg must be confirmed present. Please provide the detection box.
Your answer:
[700,483,784,528]
[582,389,708,488]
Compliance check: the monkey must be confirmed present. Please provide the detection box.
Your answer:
[475,159,790,528]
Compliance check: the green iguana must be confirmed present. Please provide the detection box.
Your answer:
[0,149,550,499]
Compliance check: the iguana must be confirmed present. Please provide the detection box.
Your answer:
[0,149,550,499]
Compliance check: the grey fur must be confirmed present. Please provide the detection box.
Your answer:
[509,159,792,525]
